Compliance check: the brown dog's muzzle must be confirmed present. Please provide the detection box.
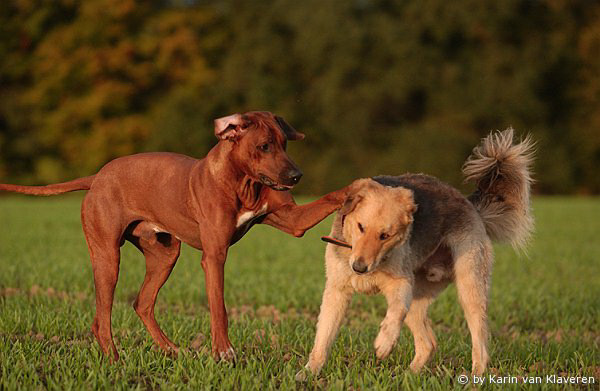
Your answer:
[283,167,303,185]
[258,153,303,190]
[259,166,302,190]
[263,164,302,190]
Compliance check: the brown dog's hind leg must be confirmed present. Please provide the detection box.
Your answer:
[127,222,181,353]
[89,249,121,361]
[82,199,123,361]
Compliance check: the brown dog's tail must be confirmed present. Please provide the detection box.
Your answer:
[0,175,95,196]
[463,128,535,250]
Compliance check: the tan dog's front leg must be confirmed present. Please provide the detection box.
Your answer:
[296,285,351,381]
[374,277,413,360]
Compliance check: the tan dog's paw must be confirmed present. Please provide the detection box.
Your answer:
[471,362,486,377]
[295,362,321,382]
[409,358,426,373]
[374,331,395,360]
[295,368,309,382]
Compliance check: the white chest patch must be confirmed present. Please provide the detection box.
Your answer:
[236,203,268,228]
[350,274,381,295]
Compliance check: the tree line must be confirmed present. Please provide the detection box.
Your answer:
[1,0,599,194]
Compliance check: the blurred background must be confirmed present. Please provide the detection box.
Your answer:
[1,0,599,195]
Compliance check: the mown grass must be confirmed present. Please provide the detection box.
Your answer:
[0,195,598,390]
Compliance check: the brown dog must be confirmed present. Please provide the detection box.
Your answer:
[0,111,348,361]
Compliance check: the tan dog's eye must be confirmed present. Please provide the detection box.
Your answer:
[357,222,364,233]
[257,143,270,152]
[379,233,389,241]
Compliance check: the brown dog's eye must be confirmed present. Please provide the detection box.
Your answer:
[257,143,270,152]
[379,233,389,241]
[358,223,364,233]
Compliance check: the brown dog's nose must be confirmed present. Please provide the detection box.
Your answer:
[287,168,303,184]
[352,258,368,274]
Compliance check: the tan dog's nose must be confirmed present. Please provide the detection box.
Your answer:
[352,258,368,274]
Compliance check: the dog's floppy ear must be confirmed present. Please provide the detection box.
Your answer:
[339,178,374,217]
[340,193,363,218]
[275,116,305,141]
[392,186,417,224]
[214,113,248,141]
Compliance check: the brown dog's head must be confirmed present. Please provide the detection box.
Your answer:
[214,111,305,190]
[340,179,417,275]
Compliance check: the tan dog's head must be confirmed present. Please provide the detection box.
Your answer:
[340,179,417,274]
[214,111,305,190]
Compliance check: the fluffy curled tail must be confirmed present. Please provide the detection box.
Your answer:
[463,128,535,250]
[0,175,95,196]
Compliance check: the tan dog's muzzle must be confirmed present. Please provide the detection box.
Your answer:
[351,257,369,274]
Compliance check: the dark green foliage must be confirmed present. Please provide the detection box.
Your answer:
[1,0,599,194]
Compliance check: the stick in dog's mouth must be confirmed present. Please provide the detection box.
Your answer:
[321,236,352,248]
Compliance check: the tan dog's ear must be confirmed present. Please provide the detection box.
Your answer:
[392,187,417,223]
[214,113,248,141]
[340,193,363,218]
[339,178,375,217]
[275,116,305,141]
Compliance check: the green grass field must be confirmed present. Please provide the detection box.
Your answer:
[0,195,598,390]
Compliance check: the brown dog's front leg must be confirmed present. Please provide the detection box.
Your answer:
[263,187,349,237]
[201,250,235,362]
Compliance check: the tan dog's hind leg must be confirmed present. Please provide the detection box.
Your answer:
[296,285,352,381]
[406,276,450,372]
[453,238,492,376]
[405,298,438,372]
[129,227,181,353]
[374,277,413,360]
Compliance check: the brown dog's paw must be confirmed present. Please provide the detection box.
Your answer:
[213,346,236,363]
[166,345,180,358]
[107,348,120,364]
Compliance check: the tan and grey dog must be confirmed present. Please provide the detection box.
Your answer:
[296,129,535,380]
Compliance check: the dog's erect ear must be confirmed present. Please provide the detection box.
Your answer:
[214,113,248,141]
[275,116,305,141]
